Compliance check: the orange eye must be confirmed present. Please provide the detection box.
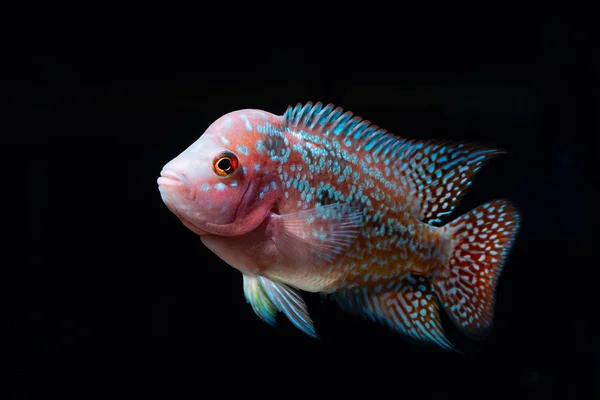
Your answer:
[212,152,239,177]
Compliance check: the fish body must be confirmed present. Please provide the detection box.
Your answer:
[158,102,520,349]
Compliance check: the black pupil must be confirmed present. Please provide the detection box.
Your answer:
[217,158,232,171]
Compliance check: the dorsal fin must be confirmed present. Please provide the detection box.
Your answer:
[398,140,503,225]
[283,102,503,225]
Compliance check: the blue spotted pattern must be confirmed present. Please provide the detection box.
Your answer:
[227,103,517,349]
[283,101,501,226]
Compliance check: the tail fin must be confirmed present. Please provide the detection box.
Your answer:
[433,199,520,339]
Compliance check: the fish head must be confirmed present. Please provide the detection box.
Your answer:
[158,109,281,237]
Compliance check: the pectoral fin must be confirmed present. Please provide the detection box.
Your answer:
[271,202,364,265]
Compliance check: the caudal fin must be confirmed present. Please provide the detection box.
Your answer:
[433,199,520,339]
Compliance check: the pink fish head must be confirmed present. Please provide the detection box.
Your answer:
[158,109,283,237]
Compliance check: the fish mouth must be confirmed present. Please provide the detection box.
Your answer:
[157,170,188,187]
[158,170,197,201]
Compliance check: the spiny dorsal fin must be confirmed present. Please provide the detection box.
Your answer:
[283,102,503,225]
[284,101,391,144]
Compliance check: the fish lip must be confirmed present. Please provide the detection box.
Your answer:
[157,170,188,186]
[158,170,196,201]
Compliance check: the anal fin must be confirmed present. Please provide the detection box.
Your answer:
[333,274,455,351]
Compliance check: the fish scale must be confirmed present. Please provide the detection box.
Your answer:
[158,101,521,351]
[259,104,470,288]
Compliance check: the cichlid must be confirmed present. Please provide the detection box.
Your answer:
[157,102,520,350]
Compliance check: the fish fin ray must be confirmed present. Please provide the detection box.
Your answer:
[284,102,502,226]
[257,276,318,338]
[397,140,503,225]
[272,202,364,265]
[242,274,278,326]
[434,199,520,339]
[332,274,456,351]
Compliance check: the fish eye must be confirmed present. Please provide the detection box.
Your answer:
[212,151,239,177]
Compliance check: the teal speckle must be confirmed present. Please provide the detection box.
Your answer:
[255,140,266,154]
[240,114,252,131]
[237,144,250,156]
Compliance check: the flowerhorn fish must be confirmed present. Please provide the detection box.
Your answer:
[157,102,520,350]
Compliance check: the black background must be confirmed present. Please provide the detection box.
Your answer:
[6,1,596,399]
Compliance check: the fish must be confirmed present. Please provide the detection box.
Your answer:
[157,101,520,350]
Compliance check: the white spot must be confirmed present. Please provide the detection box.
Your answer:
[220,136,229,145]
[215,183,226,191]
[236,144,250,156]
[240,114,252,131]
